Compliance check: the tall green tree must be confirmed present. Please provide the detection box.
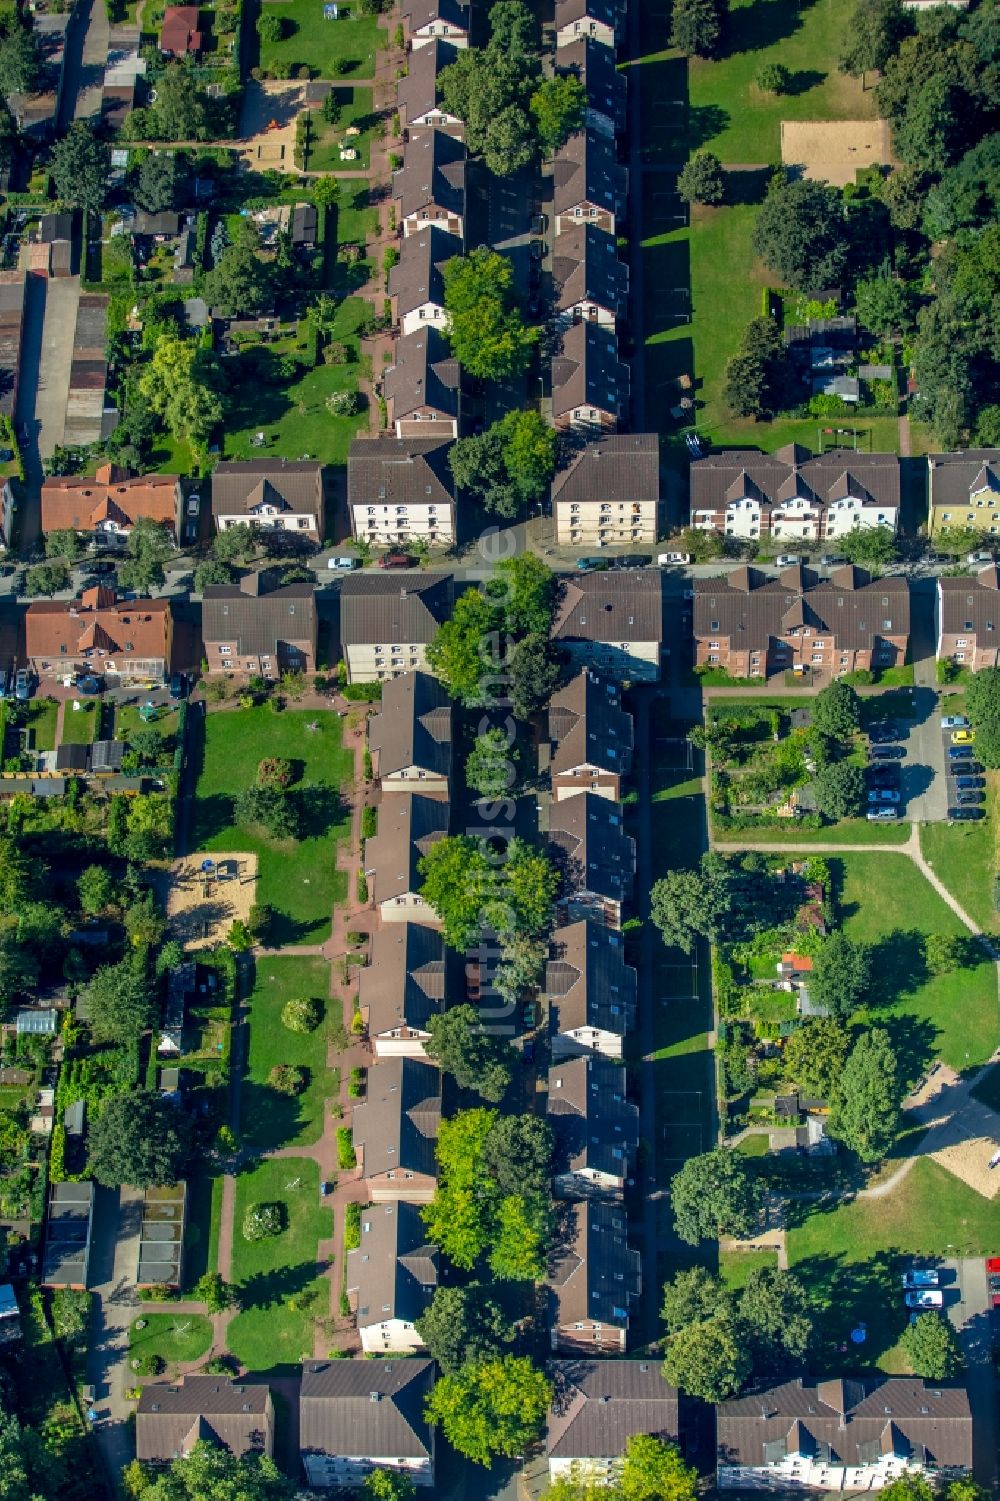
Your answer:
[830,1027,902,1161]
[414,1284,512,1374]
[670,1148,762,1245]
[677,150,725,206]
[0,25,41,96]
[50,123,110,215]
[509,634,561,720]
[417,835,492,951]
[89,1090,192,1188]
[813,761,867,821]
[836,524,899,568]
[147,60,210,141]
[492,837,558,938]
[752,178,849,293]
[424,1357,552,1465]
[812,679,862,739]
[134,150,186,213]
[465,726,516,800]
[120,514,174,594]
[84,958,156,1044]
[138,335,224,454]
[839,0,911,77]
[427,587,501,706]
[782,1017,852,1099]
[810,931,871,1020]
[900,1311,963,1379]
[651,852,732,953]
[529,75,585,154]
[965,666,1000,767]
[202,221,275,318]
[132,1439,294,1499]
[738,1266,814,1367]
[662,1313,750,1402]
[618,1435,699,1501]
[443,248,537,379]
[489,552,556,635]
[424,1003,515,1102]
[670,0,725,58]
[661,1267,725,1334]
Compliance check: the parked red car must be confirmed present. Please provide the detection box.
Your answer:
[378,552,413,569]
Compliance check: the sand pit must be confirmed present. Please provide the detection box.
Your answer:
[781,119,893,187]
[904,1062,1000,1199]
[163,852,259,950]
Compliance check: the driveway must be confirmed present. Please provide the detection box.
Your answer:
[897,686,949,824]
[85,1184,143,1484]
[945,1258,999,1491]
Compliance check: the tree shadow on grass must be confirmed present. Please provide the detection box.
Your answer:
[723,167,771,206]
[867,929,929,1006]
[240,1075,317,1153]
[687,103,731,152]
[790,1249,906,1371]
[783,67,826,96]
[294,783,349,838]
[717,0,815,60]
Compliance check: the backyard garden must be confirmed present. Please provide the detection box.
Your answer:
[241,956,338,1152]
[256,0,385,79]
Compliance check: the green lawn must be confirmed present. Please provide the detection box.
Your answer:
[23,698,59,752]
[59,701,97,746]
[833,853,997,1072]
[307,86,376,172]
[129,1313,213,1369]
[786,1158,997,1372]
[242,957,336,1150]
[334,185,379,249]
[192,706,353,944]
[719,1246,778,1290]
[258,2,385,78]
[920,778,999,932]
[183,1171,224,1289]
[223,297,370,466]
[228,1156,333,1372]
[115,703,179,751]
[713,818,912,846]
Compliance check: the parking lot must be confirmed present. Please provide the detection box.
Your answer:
[865,691,954,826]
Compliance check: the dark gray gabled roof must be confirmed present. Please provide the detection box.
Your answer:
[202,583,316,653]
[547,1360,679,1459]
[548,795,635,906]
[690,446,900,517]
[402,0,469,31]
[393,129,466,221]
[548,668,633,778]
[716,1377,972,1472]
[547,1054,638,1179]
[210,460,323,520]
[552,572,663,645]
[347,1201,439,1328]
[300,1358,434,1460]
[555,0,624,27]
[340,572,453,646]
[369,670,452,779]
[352,1056,442,1183]
[349,434,456,508]
[397,37,460,121]
[553,129,624,216]
[365,792,449,900]
[360,922,447,1037]
[693,566,909,652]
[929,448,1000,509]
[388,226,461,318]
[546,919,636,1036]
[549,1199,640,1328]
[556,37,626,123]
[385,326,461,423]
[551,320,629,421]
[551,224,628,317]
[939,566,1000,641]
[136,1376,273,1462]
[551,432,657,505]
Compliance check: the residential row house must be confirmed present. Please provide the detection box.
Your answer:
[384,326,461,439]
[550,433,659,546]
[546,668,634,801]
[388,225,461,337]
[402,0,469,49]
[689,446,901,543]
[555,0,626,53]
[364,792,448,925]
[40,465,189,548]
[556,36,627,136]
[937,564,1000,670]
[339,572,453,683]
[201,573,317,678]
[25,587,173,683]
[547,920,637,1059]
[393,128,466,239]
[136,1376,275,1464]
[396,38,464,137]
[210,459,325,542]
[551,570,664,681]
[552,223,629,329]
[360,923,449,1058]
[548,793,635,928]
[345,1201,439,1354]
[546,1361,680,1486]
[548,1199,640,1352]
[552,320,630,432]
[352,1056,442,1204]
[367,670,452,795]
[547,1053,638,1195]
[927,449,1000,536]
[692,565,911,679]
[348,434,458,546]
[299,1358,435,1489]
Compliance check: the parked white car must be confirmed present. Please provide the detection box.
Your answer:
[904,1289,944,1309]
[940,715,970,730]
[775,554,801,567]
[902,1270,940,1289]
[658,552,691,566]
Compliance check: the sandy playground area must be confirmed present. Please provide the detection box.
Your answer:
[781,119,894,187]
[905,1062,1000,1201]
[163,852,259,950]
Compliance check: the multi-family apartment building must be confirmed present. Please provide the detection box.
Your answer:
[937,565,1000,670]
[550,433,658,544]
[690,447,900,542]
[338,573,453,683]
[348,435,457,547]
[927,450,1000,536]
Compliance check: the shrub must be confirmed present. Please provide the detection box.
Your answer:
[243,1202,285,1240]
[363,747,373,781]
[282,997,323,1033]
[356,871,369,904]
[257,756,293,789]
[755,62,791,94]
[344,1201,362,1250]
[337,1126,357,1168]
[269,1064,307,1095]
[327,389,361,416]
[360,806,377,841]
[132,1352,165,1376]
[348,1066,364,1099]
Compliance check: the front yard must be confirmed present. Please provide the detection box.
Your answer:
[129,1312,213,1371]
[227,1156,333,1371]
[241,957,337,1151]
[192,706,354,944]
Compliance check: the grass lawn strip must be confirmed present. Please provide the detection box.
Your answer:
[228,1156,333,1371]
[59,701,98,746]
[833,853,996,1072]
[258,3,384,77]
[242,957,336,1151]
[23,699,59,752]
[920,775,1000,932]
[129,1312,213,1369]
[718,1246,778,1290]
[192,706,353,944]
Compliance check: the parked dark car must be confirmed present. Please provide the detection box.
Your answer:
[948,745,975,761]
[868,765,900,788]
[956,790,984,805]
[613,555,650,570]
[169,673,188,700]
[869,745,905,761]
[378,552,413,569]
[949,806,984,821]
[955,775,985,789]
[868,721,900,742]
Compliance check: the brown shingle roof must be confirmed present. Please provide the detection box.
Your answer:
[938,566,1000,645]
[365,791,449,901]
[393,129,466,221]
[41,467,179,534]
[555,37,625,123]
[929,449,1000,510]
[555,0,623,27]
[548,668,633,778]
[551,224,628,318]
[346,1201,438,1329]
[210,460,323,521]
[136,1376,273,1462]
[352,1057,442,1183]
[388,226,461,318]
[201,582,316,656]
[548,796,635,907]
[26,594,171,665]
[551,433,657,506]
[547,1360,679,1459]
[300,1358,434,1460]
[360,922,447,1037]
[547,1054,638,1179]
[691,446,899,518]
[552,571,663,645]
[385,326,461,424]
[693,565,910,653]
[553,129,624,216]
[340,572,453,647]
[549,1200,640,1329]
[551,320,629,421]
[396,37,460,121]
[546,919,636,1037]
[402,0,468,31]
[160,5,202,52]
[716,1377,973,1472]
[348,435,456,508]
[368,670,452,780]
